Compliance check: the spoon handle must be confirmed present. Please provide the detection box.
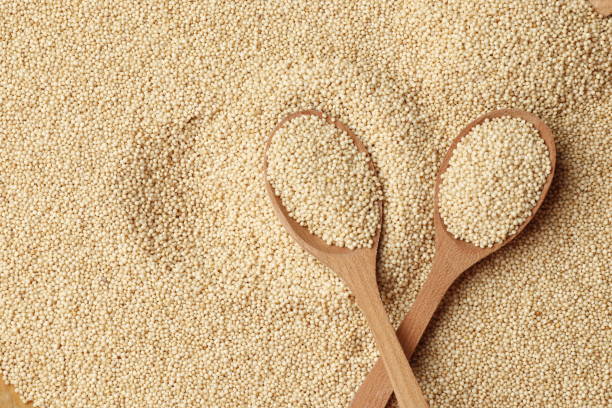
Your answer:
[350,256,456,408]
[356,292,429,408]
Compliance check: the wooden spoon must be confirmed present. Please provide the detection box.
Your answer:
[0,376,32,408]
[349,109,557,408]
[263,110,429,408]
[589,0,612,16]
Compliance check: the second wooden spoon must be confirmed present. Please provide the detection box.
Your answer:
[349,109,557,408]
[264,110,429,408]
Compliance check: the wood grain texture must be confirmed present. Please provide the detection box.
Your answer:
[0,377,32,408]
[589,0,612,16]
[264,110,428,408]
[349,109,556,408]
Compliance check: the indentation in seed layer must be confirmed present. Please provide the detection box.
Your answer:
[115,117,201,258]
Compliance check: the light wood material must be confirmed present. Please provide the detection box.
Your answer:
[589,0,612,16]
[264,110,429,408]
[349,109,557,408]
[0,377,31,408]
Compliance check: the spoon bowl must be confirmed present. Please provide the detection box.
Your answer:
[350,108,556,408]
[263,110,428,408]
[432,109,557,270]
[263,110,382,262]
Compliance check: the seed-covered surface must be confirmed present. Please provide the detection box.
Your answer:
[267,114,382,249]
[0,1,610,408]
[438,117,551,248]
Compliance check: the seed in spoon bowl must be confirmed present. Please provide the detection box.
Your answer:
[266,112,383,249]
[438,116,552,248]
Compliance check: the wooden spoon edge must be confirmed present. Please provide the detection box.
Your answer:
[433,108,557,266]
[0,376,33,408]
[263,110,382,259]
